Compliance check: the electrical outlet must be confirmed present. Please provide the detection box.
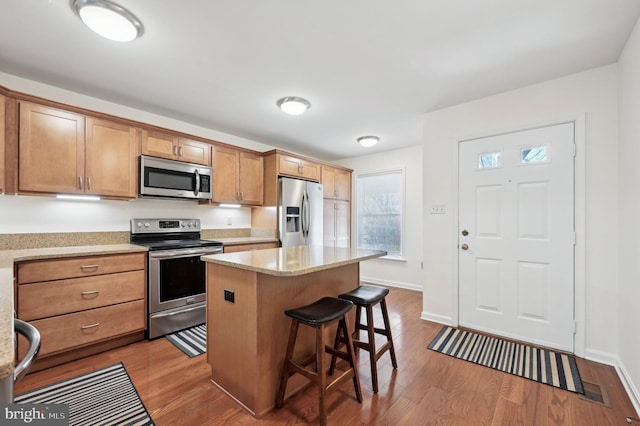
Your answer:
[224,289,235,303]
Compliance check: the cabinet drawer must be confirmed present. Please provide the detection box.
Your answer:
[18,270,145,320]
[17,252,146,283]
[19,300,146,358]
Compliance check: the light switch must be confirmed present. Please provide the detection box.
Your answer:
[430,204,445,214]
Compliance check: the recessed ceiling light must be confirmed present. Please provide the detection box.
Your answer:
[72,0,144,42]
[277,97,310,115]
[357,136,379,147]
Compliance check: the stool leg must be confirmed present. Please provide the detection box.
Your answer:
[380,298,398,369]
[328,320,342,375]
[364,304,380,393]
[317,324,328,426]
[275,320,299,408]
[341,315,363,403]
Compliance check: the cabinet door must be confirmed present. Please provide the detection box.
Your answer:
[0,95,4,193]
[322,166,336,198]
[335,200,350,248]
[179,138,211,166]
[239,151,263,205]
[85,118,139,198]
[141,129,177,160]
[212,145,239,203]
[299,160,321,181]
[19,102,85,194]
[323,200,336,246]
[334,169,351,201]
[278,154,304,178]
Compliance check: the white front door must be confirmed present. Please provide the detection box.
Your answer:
[458,123,575,352]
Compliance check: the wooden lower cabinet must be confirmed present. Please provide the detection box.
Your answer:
[15,252,147,370]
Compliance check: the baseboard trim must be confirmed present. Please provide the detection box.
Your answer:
[585,348,640,417]
[420,311,452,325]
[359,276,423,292]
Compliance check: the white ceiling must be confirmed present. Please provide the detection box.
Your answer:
[1,1,640,161]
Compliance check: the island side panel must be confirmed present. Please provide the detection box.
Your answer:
[206,262,259,413]
[254,262,360,417]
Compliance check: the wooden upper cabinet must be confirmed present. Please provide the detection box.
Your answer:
[85,117,138,198]
[322,165,351,200]
[211,145,263,206]
[19,102,85,194]
[141,129,211,166]
[0,94,5,193]
[18,102,138,198]
[277,153,320,181]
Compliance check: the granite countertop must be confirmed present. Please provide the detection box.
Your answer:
[202,245,386,277]
[0,244,148,382]
[213,237,278,246]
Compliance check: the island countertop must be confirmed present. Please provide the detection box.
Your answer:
[201,245,386,276]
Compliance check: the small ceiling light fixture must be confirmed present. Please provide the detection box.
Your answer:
[277,97,311,116]
[72,0,144,42]
[357,135,379,147]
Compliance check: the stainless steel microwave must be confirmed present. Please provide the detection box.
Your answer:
[139,155,212,200]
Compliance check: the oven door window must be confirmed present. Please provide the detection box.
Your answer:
[145,166,195,191]
[158,256,205,302]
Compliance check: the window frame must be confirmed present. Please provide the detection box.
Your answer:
[354,167,406,261]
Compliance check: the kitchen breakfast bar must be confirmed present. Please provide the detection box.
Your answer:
[201,245,386,417]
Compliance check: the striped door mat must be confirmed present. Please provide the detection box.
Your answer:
[15,362,154,425]
[428,326,584,394]
[166,323,207,357]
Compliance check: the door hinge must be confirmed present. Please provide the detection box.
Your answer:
[573,320,577,334]
[572,143,577,157]
[572,232,577,246]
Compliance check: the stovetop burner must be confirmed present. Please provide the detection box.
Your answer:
[130,218,222,251]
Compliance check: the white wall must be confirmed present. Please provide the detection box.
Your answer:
[0,194,251,233]
[617,15,640,414]
[336,145,423,291]
[422,65,619,357]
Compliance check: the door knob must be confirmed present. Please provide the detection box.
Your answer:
[461,230,469,236]
[461,244,469,251]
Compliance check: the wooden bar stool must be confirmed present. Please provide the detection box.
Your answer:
[275,297,362,426]
[332,285,398,393]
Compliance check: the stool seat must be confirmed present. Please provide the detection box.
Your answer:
[338,285,389,305]
[285,297,354,324]
[333,285,397,393]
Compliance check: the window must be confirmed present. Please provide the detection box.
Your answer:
[521,145,548,164]
[355,169,404,259]
[478,152,502,169]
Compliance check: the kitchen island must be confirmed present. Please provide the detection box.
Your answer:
[202,245,386,417]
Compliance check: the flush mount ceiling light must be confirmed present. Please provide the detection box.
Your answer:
[72,0,144,42]
[357,135,379,147]
[277,97,310,115]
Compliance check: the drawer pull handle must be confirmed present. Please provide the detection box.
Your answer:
[81,323,100,330]
[81,290,100,297]
[80,264,99,271]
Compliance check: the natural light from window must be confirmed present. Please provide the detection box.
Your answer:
[355,169,404,259]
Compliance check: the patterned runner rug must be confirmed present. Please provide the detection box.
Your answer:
[428,326,584,394]
[15,362,154,425]
[166,323,206,357]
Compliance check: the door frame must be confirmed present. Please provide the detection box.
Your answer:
[451,115,586,357]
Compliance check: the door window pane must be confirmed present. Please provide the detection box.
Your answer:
[478,152,502,169]
[356,170,404,258]
[521,146,548,164]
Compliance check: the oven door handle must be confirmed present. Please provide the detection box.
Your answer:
[151,304,205,318]
[149,249,222,259]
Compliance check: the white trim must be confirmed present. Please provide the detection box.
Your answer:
[452,115,586,357]
[421,311,452,325]
[584,349,640,417]
[360,277,422,292]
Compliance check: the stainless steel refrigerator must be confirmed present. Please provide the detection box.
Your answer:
[278,177,324,247]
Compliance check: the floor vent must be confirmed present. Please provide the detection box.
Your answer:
[580,381,610,407]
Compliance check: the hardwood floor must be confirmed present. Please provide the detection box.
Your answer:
[16,287,637,425]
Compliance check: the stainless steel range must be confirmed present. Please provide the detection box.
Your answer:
[130,218,222,339]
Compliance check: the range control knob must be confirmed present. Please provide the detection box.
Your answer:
[144,222,150,228]
[136,222,142,228]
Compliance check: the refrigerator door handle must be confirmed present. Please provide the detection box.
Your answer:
[302,191,310,239]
